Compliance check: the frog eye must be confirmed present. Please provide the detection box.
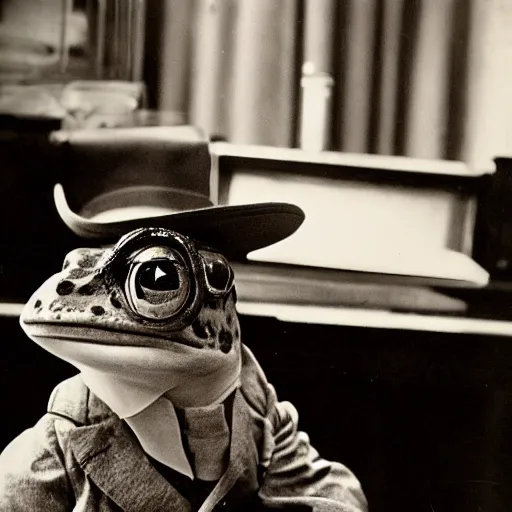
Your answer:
[125,246,191,320]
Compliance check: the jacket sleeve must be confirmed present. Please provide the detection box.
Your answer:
[258,385,368,512]
[0,415,75,512]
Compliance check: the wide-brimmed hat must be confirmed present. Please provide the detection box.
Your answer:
[51,126,304,257]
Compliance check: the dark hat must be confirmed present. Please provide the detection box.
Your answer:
[51,126,304,257]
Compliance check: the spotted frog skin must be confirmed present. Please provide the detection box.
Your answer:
[20,228,240,354]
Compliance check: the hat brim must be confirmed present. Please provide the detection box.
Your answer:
[54,184,305,257]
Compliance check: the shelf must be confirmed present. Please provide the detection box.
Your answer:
[237,302,512,338]
[5,300,512,338]
[0,303,24,317]
[211,142,492,177]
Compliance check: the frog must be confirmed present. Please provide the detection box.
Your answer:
[24,229,240,355]
[0,227,368,512]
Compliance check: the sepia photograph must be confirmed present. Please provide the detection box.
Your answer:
[0,1,511,510]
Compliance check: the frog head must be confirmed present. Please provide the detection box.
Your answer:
[20,227,240,355]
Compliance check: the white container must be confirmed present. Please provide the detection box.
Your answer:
[210,143,492,287]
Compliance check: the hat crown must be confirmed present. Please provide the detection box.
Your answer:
[52,126,213,221]
[52,126,305,257]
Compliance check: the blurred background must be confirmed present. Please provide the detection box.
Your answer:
[144,0,512,170]
[1,0,511,167]
[2,2,512,512]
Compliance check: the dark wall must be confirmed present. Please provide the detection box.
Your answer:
[240,315,512,512]
[2,313,512,512]
[0,315,75,445]
[0,130,83,302]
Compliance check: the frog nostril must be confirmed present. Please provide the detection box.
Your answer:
[57,280,75,296]
[34,300,42,309]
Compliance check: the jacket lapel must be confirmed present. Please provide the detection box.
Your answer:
[69,416,192,512]
[62,369,266,512]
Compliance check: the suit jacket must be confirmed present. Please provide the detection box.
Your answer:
[0,346,367,512]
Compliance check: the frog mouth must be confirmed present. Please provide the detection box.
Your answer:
[21,321,206,350]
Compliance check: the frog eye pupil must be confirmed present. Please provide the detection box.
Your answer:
[137,261,180,293]
[126,247,191,321]
[205,260,230,291]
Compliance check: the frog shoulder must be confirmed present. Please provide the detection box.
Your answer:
[47,375,93,426]
[239,344,275,417]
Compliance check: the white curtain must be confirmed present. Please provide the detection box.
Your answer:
[147,0,512,169]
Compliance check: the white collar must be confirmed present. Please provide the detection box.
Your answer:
[124,376,238,480]
[125,395,194,478]
[25,333,241,478]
